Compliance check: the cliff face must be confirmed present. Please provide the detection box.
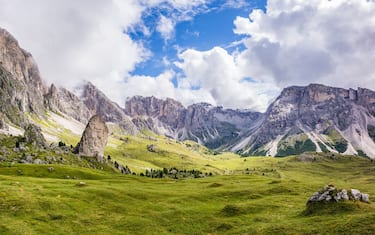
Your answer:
[239,84,375,157]
[0,27,46,126]
[124,96,264,149]
[44,84,92,123]
[81,82,138,135]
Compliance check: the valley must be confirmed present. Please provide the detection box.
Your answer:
[0,154,374,234]
[0,6,374,234]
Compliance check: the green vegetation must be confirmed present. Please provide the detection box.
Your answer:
[323,128,348,153]
[0,155,374,234]
[276,132,316,157]
[318,142,330,153]
[368,125,375,143]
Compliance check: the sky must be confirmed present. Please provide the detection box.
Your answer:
[0,0,374,112]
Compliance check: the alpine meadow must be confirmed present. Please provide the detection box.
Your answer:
[0,0,375,234]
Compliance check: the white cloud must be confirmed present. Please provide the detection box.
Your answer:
[0,0,148,89]
[234,0,375,90]
[156,15,175,40]
[175,47,278,111]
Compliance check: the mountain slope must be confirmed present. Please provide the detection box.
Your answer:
[0,27,46,126]
[237,84,375,158]
[124,96,264,149]
[81,82,138,135]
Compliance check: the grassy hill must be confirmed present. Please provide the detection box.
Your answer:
[0,154,374,234]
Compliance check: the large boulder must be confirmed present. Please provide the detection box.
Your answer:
[24,123,47,148]
[75,115,108,162]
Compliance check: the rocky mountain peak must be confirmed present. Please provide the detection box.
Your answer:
[125,95,184,117]
[0,27,47,125]
[81,81,137,134]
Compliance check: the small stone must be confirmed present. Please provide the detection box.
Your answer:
[48,167,54,172]
[351,189,361,200]
[361,194,370,203]
[33,159,43,164]
[77,182,86,187]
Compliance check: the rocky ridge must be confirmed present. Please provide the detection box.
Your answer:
[236,84,375,157]
[124,96,264,149]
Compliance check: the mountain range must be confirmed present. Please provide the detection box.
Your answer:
[1,27,374,158]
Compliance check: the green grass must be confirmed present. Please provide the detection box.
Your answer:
[0,154,374,234]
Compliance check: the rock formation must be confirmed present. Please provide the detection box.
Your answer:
[24,123,47,148]
[307,185,370,204]
[75,115,108,162]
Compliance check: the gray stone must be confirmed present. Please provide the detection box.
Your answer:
[351,189,361,200]
[75,115,108,162]
[33,159,44,164]
[361,194,370,203]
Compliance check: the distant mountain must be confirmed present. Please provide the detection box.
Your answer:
[81,82,137,135]
[124,96,264,149]
[234,84,375,157]
[0,26,374,158]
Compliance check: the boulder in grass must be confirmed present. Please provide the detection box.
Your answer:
[307,185,370,205]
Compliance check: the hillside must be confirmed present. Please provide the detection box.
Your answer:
[0,155,374,234]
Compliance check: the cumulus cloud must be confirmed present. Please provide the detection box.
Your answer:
[175,47,278,111]
[0,0,147,89]
[234,0,375,90]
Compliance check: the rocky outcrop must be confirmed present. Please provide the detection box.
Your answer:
[82,82,137,135]
[24,123,47,148]
[75,115,108,162]
[307,185,370,204]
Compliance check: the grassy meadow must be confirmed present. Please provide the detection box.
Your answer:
[0,154,374,234]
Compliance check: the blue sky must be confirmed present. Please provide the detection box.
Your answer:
[130,0,267,78]
[0,0,374,111]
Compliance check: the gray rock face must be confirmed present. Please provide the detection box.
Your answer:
[125,96,263,149]
[0,27,46,125]
[44,84,92,123]
[239,84,375,157]
[24,124,47,148]
[75,115,108,162]
[81,82,137,135]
